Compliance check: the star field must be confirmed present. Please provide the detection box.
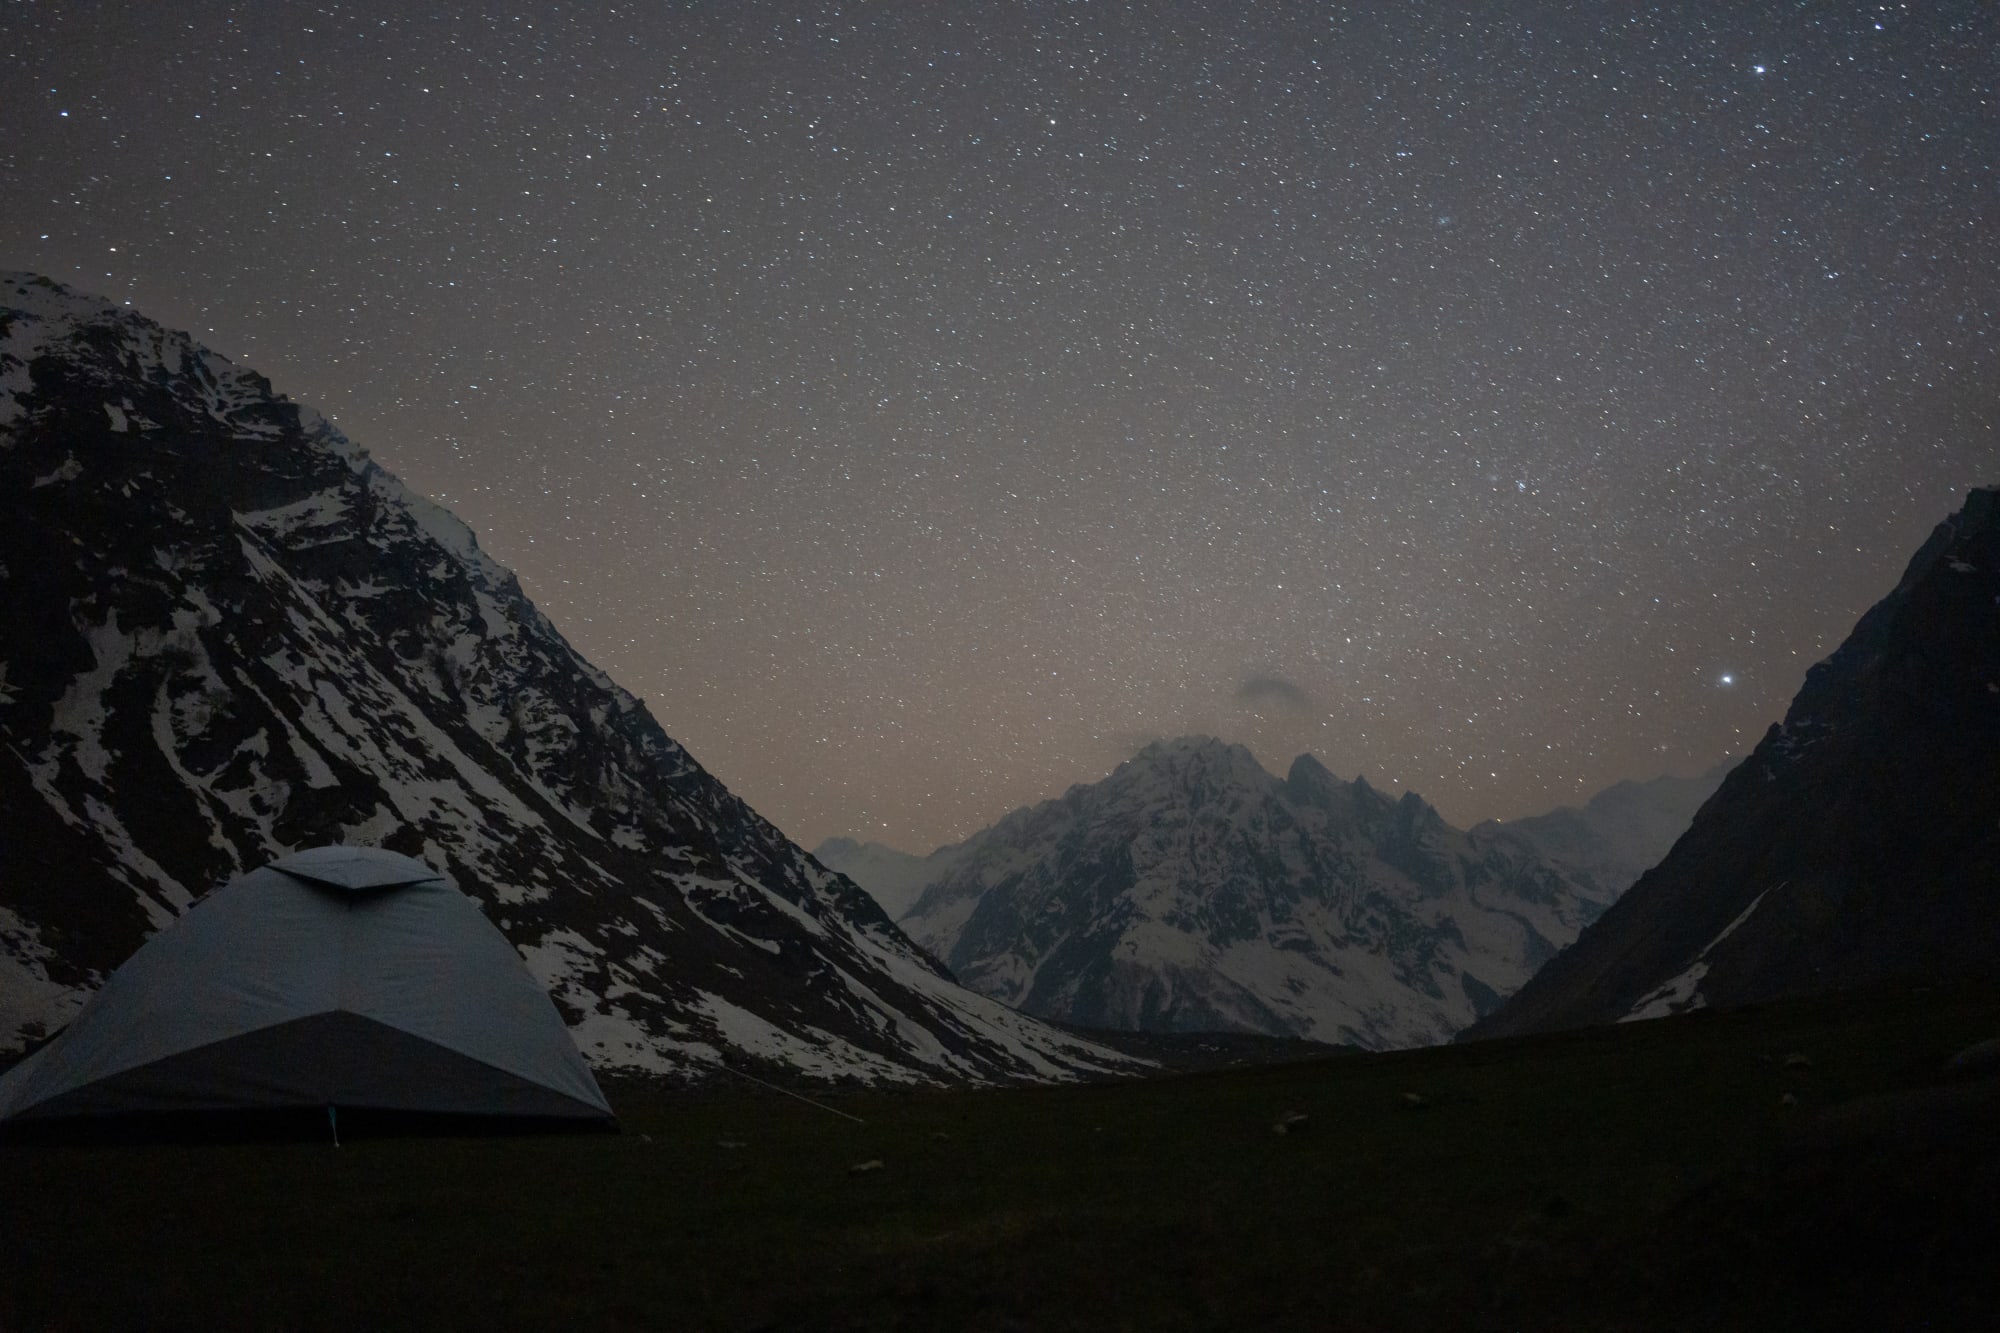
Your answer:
[4,1,1996,851]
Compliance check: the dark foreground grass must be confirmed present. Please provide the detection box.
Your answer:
[4,983,1997,1332]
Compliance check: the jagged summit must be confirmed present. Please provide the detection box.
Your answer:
[0,273,1134,1084]
[1126,734,1256,762]
[1114,735,1271,789]
[1283,751,1333,784]
[1,271,127,331]
[821,737,1629,1048]
[1093,736,1274,804]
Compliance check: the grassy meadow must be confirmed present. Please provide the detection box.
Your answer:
[4,982,1997,1331]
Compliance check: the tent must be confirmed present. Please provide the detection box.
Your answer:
[0,846,614,1136]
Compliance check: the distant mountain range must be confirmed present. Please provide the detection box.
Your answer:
[811,836,954,921]
[819,743,1725,1049]
[1470,765,1730,903]
[0,273,1133,1085]
[1468,483,2000,1038]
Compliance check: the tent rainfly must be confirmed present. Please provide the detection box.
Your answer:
[0,846,614,1135]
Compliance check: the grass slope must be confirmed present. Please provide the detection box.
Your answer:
[3,983,1997,1331]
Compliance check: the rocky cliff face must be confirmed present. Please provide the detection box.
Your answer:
[866,737,1626,1049]
[0,273,1132,1084]
[1468,485,2000,1039]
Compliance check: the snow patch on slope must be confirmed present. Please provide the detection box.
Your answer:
[1621,886,1774,1022]
[692,991,924,1083]
[0,908,95,1054]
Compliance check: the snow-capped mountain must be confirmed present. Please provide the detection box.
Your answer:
[0,273,1135,1084]
[862,736,1630,1049]
[1468,485,2000,1039]
[826,766,1722,934]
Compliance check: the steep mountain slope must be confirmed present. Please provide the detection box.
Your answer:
[1468,485,2000,1038]
[1471,764,1730,903]
[878,737,1624,1049]
[0,273,1133,1084]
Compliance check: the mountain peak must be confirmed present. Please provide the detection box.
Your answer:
[1131,734,1257,762]
[1398,788,1440,821]
[3,271,122,324]
[1282,751,1347,809]
[884,732,1645,1048]
[1284,751,1333,784]
[1116,736,1270,786]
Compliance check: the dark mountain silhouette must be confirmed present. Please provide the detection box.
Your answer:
[1469,485,2000,1037]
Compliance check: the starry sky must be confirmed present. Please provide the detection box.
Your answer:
[5,1,1996,853]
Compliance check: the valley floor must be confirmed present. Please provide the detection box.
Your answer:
[4,983,1998,1331]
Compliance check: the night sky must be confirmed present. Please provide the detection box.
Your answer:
[5,2,1995,853]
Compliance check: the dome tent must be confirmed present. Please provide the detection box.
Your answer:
[0,847,613,1137]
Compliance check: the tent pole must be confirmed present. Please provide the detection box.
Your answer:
[328,1103,341,1147]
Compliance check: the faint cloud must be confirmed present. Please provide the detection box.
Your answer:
[1235,674,1314,713]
